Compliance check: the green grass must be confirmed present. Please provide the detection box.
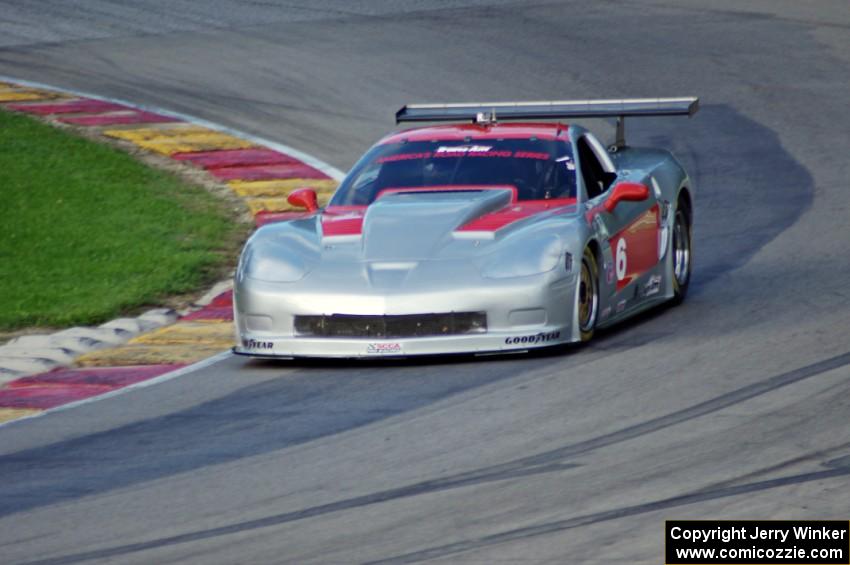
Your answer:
[0,110,246,331]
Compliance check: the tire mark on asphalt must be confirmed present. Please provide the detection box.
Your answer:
[22,349,850,565]
[705,439,850,492]
[0,342,628,519]
[369,464,850,564]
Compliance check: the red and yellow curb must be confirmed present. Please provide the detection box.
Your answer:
[0,408,41,424]
[0,79,343,424]
[0,82,70,102]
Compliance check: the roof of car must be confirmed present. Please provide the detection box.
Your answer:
[379,122,570,144]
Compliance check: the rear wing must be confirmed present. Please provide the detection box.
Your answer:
[395,97,699,148]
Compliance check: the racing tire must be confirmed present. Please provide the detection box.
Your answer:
[670,200,692,304]
[578,247,600,342]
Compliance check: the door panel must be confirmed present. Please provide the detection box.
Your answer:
[576,132,660,305]
[607,204,660,291]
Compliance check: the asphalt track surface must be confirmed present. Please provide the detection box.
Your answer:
[2,1,850,563]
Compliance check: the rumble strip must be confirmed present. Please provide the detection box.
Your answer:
[0,77,342,425]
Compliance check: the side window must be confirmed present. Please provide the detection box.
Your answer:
[577,135,617,199]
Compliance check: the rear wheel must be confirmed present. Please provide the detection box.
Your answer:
[578,247,599,341]
[671,203,692,304]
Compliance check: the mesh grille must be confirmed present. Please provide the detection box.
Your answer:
[294,312,487,338]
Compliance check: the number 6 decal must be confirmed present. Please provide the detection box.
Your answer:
[615,238,627,281]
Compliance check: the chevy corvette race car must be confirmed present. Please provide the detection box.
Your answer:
[234,98,698,358]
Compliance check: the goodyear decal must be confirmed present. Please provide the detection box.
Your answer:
[243,338,273,350]
[505,331,560,345]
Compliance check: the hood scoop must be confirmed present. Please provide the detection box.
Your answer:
[367,261,418,289]
[361,189,512,260]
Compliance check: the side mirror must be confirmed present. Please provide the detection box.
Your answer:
[287,188,319,212]
[603,181,649,213]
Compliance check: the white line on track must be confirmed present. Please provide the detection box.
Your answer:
[0,351,232,430]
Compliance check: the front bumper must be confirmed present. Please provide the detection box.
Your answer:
[233,325,571,358]
[234,267,580,358]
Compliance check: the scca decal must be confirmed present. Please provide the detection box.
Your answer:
[243,339,273,350]
[505,331,561,345]
[366,342,403,355]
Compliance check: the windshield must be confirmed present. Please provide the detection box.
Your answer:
[329,138,576,206]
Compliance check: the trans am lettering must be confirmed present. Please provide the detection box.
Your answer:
[243,339,273,350]
[642,274,662,297]
[505,331,560,345]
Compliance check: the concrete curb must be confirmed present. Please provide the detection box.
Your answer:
[0,308,179,383]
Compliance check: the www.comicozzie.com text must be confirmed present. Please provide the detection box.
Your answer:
[670,524,847,544]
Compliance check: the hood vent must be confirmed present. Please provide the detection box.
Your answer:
[361,190,511,260]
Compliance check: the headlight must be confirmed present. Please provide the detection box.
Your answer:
[239,236,317,283]
[243,251,310,282]
[480,234,564,279]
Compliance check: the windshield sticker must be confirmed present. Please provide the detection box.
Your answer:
[435,145,493,153]
[377,152,432,163]
[381,149,558,162]
[435,149,511,158]
[513,151,549,160]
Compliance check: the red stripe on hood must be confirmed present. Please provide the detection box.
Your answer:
[457,198,577,232]
[322,206,366,237]
[320,197,576,237]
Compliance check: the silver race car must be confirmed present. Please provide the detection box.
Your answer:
[234,98,698,358]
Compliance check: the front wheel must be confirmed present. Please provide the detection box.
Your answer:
[577,247,599,342]
[670,204,692,304]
